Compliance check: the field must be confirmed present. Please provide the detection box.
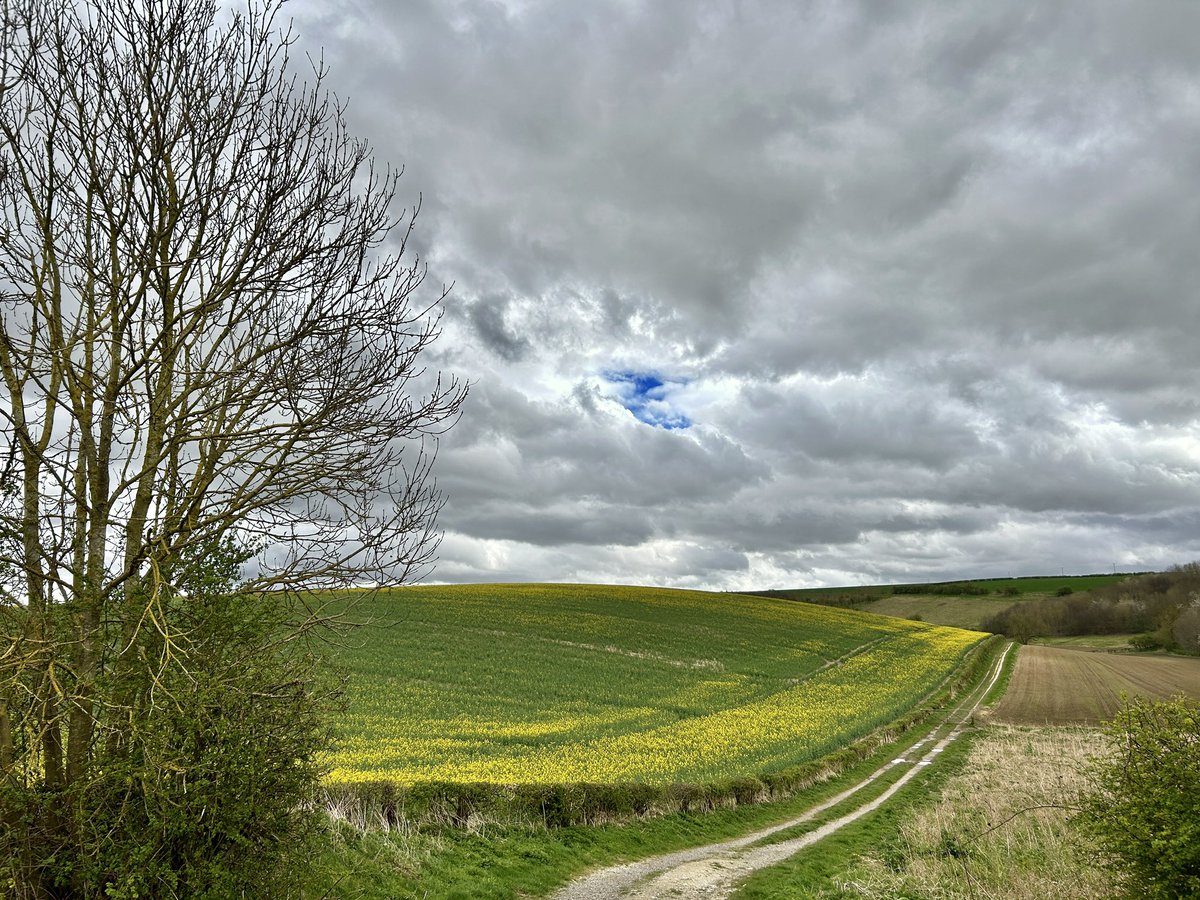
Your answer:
[989,645,1200,725]
[322,584,985,786]
[748,573,1132,630]
[1031,633,1139,651]
[852,594,1020,629]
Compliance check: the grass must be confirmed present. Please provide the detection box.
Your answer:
[825,726,1110,899]
[307,790,878,899]
[989,645,1200,725]
[982,639,1020,706]
[729,731,979,899]
[749,574,1134,630]
[322,584,984,786]
[1031,633,1139,650]
[956,574,1135,594]
[760,574,1133,601]
[730,725,1113,899]
[853,594,1020,630]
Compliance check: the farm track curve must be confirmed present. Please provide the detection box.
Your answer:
[550,641,1013,900]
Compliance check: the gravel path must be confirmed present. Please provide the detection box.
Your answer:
[551,643,1011,900]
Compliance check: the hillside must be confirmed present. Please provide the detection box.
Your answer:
[746,573,1133,630]
[322,584,985,787]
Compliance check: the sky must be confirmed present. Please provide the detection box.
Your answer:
[286,0,1200,590]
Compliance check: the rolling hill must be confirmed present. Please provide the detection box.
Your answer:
[321,584,986,787]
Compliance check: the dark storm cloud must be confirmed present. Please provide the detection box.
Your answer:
[465,293,532,361]
[291,0,1200,587]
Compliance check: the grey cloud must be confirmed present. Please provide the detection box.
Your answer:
[434,380,767,550]
[287,0,1200,588]
[452,503,657,548]
[465,293,532,361]
[727,379,989,472]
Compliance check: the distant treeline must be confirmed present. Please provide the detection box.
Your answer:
[892,582,992,596]
[983,564,1200,652]
[744,580,1010,607]
[738,590,877,608]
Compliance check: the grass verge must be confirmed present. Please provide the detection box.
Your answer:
[981,639,1018,706]
[731,725,1113,899]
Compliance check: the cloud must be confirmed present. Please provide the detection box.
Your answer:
[465,293,533,362]
[287,0,1200,588]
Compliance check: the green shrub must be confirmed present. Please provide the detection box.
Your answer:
[0,588,337,898]
[1129,633,1162,651]
[1077,695,1200,898]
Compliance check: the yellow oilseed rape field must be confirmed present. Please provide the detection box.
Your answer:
[323,584,985,786]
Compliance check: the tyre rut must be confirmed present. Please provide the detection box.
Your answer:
[550,642,1012,900]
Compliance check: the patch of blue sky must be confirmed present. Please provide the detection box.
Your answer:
[602,369,693,430]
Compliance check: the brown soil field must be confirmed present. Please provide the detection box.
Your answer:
[989,645,1200,725]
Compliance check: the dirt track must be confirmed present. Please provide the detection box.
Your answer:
[551,643,1012,900]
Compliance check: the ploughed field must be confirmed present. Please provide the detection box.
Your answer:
[989,644,1200,724]
[323,584,985,786]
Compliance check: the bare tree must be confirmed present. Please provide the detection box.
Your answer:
[0,0,464,892]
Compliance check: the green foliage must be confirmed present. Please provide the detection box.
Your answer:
[0,566,338,898]
[1173,605,1200,653]
[1129,633,1163,651]
[1077,695,1200,898]
[982,565,1200,648]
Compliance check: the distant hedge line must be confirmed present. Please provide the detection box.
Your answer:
[891,582,991,596]
[323,636,1002,830]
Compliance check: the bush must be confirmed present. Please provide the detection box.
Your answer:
[1,584,338,898]
[1129,633,1162,652]
[1077,695,1200,898]
[1172,606,1200,653]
